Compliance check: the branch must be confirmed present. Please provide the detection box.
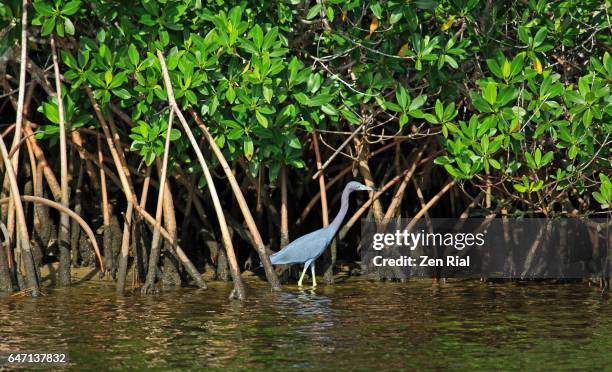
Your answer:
[312,123,365,179]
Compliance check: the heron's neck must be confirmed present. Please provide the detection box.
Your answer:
[330,185,353,231]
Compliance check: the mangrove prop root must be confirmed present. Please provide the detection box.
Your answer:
[86,98,206,289]
[157,50,244,299]
[0,123,39,295]
[142,119,175,295]
[189,107,281,292]
[280,163,289,247]
[50,34,71,287]
[0,196,105,273]
[312,130,333,283]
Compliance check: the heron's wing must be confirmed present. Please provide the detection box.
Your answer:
[270,227,335,265]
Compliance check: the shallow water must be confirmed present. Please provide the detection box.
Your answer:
[1,279,610,370]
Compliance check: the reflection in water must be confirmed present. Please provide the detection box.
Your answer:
[0,280,610,369]
[275,290,335,348]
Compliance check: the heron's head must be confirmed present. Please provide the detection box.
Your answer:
[346,181,374,192]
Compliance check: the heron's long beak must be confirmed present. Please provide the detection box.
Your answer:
[359,185,376,192]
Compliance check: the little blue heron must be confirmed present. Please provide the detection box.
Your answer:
[270,181,374,286]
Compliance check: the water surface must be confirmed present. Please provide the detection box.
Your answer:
[1,279,610,370]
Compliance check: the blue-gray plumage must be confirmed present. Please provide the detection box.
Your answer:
[270,181,374,286]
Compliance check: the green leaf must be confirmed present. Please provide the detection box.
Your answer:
[445,55,458,69]
[502,60,511,79]
[185,90,197,104]
[55,18,64,37]
[484,82,497,105]
[389,9,402,24]
[370,3,383,18]
[62,0,81,16]
[263,85,273,104]
[251,24,264,49]
[112,88,131,99]
[63,17,75,36]
[414,0,438,9]
[534,148,542,164]
[287,136,301,149]
[168,128,181,141]
[486,59,503,79]
[306,4,322,20]
[308,94,333,106]
[423,113,438,124]
[109,72,127,89]
[533,180,543,192]
[410,95,427,111]
[64,70,79,81]
[325,6,334,22]
[321,104,338,116]
[513,183,527,193]
[61,50,78,69]
[41,102,60,124]
[244,137,254,160]
[480,136,489,152]
[159,30,170,46]
[533,27,547,46]
[435,99,443,119]
[444,164,463,178]
[214,134,225,149]
[524,152,535,169]
[498,86,518,106]
[33,1,54,16]
[510,53,525,77]
[262,27,279,50]
[471,95,492,113]
[385,101,402,112]
[578,76,590,97]
[592,191,606,205]
[86,72,104,88]
[144,150,155,166]
[541,151,553,166]
[41,16,56,36]
[396,86,409,109]
[255,111,268,127]
[443,102,456,121]
[128,44,140,66]
[399,113,408,128]
[582,109,592,126]
[226,86,236,103]
[517,26,530,44]
[341,108,360,124]
[434,156,452,165]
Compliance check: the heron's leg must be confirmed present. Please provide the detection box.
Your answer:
[311,263,317,287]
[297,263,309,286]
